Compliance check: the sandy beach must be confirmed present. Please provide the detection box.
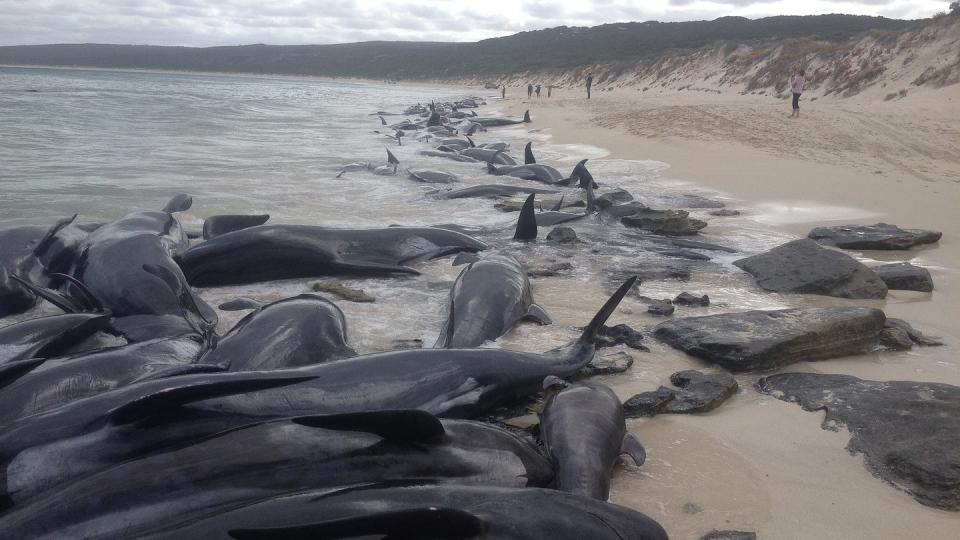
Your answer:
[502,86,960,538]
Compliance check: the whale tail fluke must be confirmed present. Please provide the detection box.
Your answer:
[513,193,537,241]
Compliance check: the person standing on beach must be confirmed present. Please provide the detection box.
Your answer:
[790,69,806,118]
[548,85,552,98]
[502,86,506,99]
[527,84,533,98]
[586,74,593,99]
[535,84,541,98]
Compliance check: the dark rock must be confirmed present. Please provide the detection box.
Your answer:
[873,262,934,292]
[700,531,757,540]
[709,209,741,217]
[546,226,579,244]
[879,326,913,351]
[597,188,634,205]
[757,373,960,511]
[623,387,675,418]
[528,261,573,277]
[452,253,480,266]
[885,318,944,347]
[674,292,710,307]
[622,209,708,236]
[578,350,634,378]
[654,307,887,372]
[809,223,942,250]
[646,299,675,316]
[664,370,738,413]
[595,324,648,351]
[310,281,376,303]
[733,239,888,299]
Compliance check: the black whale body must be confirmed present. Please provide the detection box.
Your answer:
[177,224,488,286]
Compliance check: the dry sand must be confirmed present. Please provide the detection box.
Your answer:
[501,86,960,539]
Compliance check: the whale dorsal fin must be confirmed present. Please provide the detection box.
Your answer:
[227,507,484,540]
[524,142,536,164]
[513,193,537,241]
[292,410,445,443]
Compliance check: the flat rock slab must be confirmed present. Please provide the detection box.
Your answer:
[808,223,942,250]
[625,370,738,417]
[733,238,888,299]
[757,373,960,511]
[621,209,707,236]
[578,350,634,378]
[873,262,934,292]
[594,323,648,351]
[654,307,886,372]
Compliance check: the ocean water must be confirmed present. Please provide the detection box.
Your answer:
[1,66,793,347]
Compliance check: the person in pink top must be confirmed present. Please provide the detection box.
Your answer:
[790,69,806,118]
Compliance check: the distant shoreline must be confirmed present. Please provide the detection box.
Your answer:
[0,64,477,91]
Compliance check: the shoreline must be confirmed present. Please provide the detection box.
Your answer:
[499,87,960,538]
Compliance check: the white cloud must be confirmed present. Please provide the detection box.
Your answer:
[0,0,949,46]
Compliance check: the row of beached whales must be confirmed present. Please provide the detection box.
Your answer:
[0,98,671,538]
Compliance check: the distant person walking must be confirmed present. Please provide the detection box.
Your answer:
[585,74,593,99]
[535,84,541,98]
[790,69,806,118]
[547,85,552,98]
[527,84,533,98]
[502,86,506,99]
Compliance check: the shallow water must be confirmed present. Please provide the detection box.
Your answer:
[2,67,959,539]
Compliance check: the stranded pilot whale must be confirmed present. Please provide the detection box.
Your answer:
[203,294,356,371]
[176,225,487,286]
[0,277,635,503]
[138,483,669,540]
[435,253,550,348]
[1,411,553,540]
[540,380,646,500]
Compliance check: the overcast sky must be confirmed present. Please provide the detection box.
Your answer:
[0,0,949,47]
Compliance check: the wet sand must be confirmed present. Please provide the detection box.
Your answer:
[503,87,960,538]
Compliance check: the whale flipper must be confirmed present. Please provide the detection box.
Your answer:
[620,432,646,466]
[219,297,264,311]
[524,304,552,325]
